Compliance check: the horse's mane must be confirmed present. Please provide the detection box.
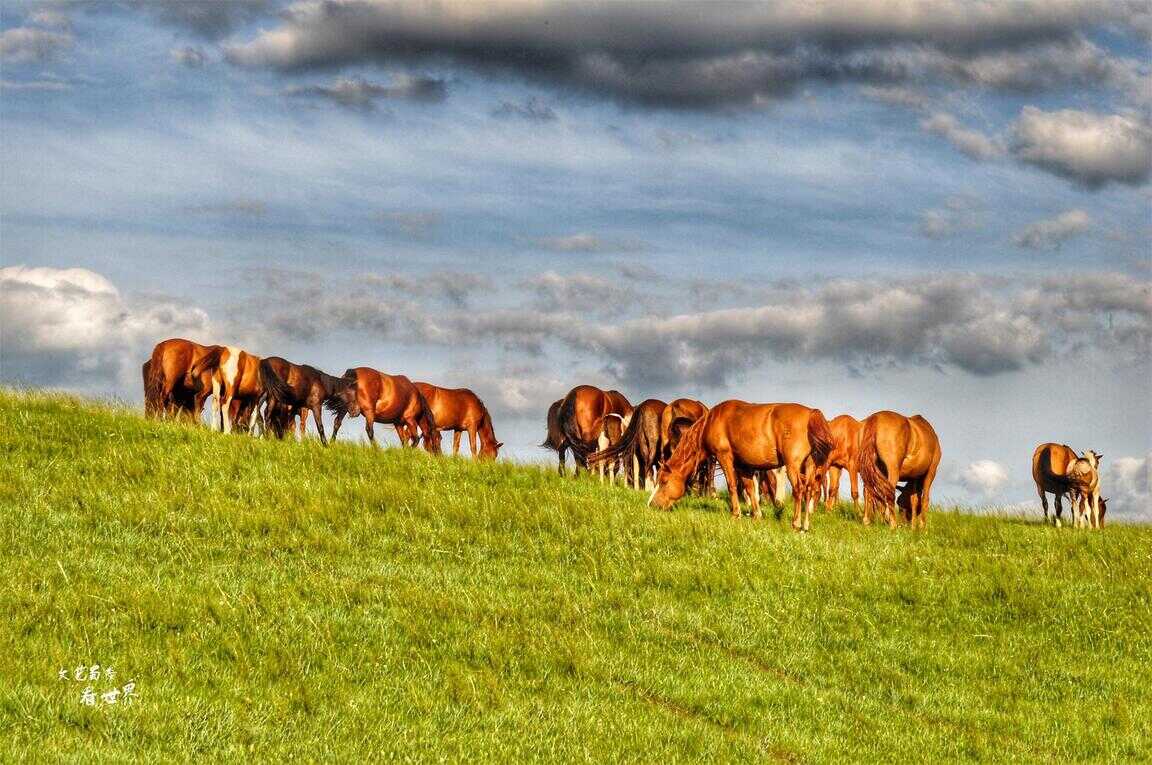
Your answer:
[664,415,708,477]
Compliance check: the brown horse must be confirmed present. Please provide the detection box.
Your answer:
[588,398,668,489]
[541,399,572,475]
[414,382,501,459]
[1032,442,1080,526]
[823,414,862,505]
[332,367,441,454]
[144,338,221,420]
[659,399,708,461]
[186,345,263,434]
[858,411,941,529]
[651,401,835,531]
[259,356,356,446]
[556,385,633,469]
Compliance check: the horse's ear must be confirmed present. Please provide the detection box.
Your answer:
[497,442,504,448]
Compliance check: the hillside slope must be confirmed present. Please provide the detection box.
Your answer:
[1,391,1149,761]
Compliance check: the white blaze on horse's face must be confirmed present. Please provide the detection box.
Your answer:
[647,484,660,507]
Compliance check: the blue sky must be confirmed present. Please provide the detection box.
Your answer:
[2,1,1150,515]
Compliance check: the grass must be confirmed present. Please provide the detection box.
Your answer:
[1,389,1149,762]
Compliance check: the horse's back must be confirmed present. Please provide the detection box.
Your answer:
[1033,442,1076,488]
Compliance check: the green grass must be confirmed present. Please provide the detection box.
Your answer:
[1,390,1149,762]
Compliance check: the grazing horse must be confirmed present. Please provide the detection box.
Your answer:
[186,345,263,434]
[331,367,441,454]
[1031,443,1105,528]
[823,414,862,505]
[587,398,668,489]
[259,356,356,446]
[557,385,633,469]
[1066,450,1104,529]
[414,382,501,459]
[659,399,708,461]
[650,401,835,531]
[541,399,572,475]
[144,338,221,420]
[858,411,942,529]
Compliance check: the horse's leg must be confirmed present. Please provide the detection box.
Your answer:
[452,430,462,455]
[331,411,345,440]
[468,428,478,457]
[558,446,566,477]
[744,472,762,520]
[1054,492,1063,528]
[827,466,841,506]
[1038,487,1049,524]
[363,412,377,447]
[715,451,741,519]
[848,460,860,507]
[785,461,806,531]
[312,404,328,445]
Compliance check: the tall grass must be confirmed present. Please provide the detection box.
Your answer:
[1,390,1149,761]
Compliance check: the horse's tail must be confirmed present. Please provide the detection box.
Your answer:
[143,358,162,415]
[414,386,441,453]
[858,416,894,507]
[807,408,835,468]
[588,406,643,467]
[186,346,224,388]
[541,400,563,450]
[260,358,295,406]
[558,391,593,463]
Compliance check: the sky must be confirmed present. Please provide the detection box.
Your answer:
[1,0,1150,518]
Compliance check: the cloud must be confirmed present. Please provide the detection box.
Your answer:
[224,0,1150,108]
[522,272,636,317]
[918,195,983,239]
[1013,209,1092,250]
[171,46,208,68]
[0,26,72,63]
[259,270,1150,389]
[492,96,557,122]
[0,266,210,388]
[376,210,442,238]
[532,233,642,253]
[128,0,273,39]
[0,78,71,92]
[960,460,1010,497]
[1105,453,1151,519]
[921,113,1003,160]
[284,74,447,110]
[186,198,267,217]
[361,271,492,308]
[1010,107,1152,188]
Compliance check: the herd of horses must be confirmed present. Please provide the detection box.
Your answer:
[141,337,1107,531]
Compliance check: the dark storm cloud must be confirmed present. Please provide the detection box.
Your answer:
[224,1,1150,108]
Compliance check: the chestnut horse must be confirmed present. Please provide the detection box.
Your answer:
[186,345,263,434]
[331,367,441,454]
[823,414,862,505]
[588,398,667,489]
[557,385,633,470]
[259,356,356,446]
[858,411,941,529]
[414,382,501,459]
[659,399,708,462]
[650,401,835,531]
[1031,443,1104,528]
[144,338,221,420]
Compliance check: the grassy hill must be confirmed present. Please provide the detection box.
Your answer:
[1,390,1149,761]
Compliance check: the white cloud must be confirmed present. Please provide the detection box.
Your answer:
[960,460,1010,497]
[918,195,983,239]
[0,26,72,63]
[1105,453,1152,519]
[1011,107,1152,188]
[1013,209,1093,250]
[921,113,1003,160]
[0,266,210,388]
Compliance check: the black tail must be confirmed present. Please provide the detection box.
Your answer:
[260,358,296,406]
[588,408,642,467]
[318,371,355,415]
[559,391,599,464]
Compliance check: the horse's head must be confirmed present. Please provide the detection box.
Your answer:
[479,440,503,461]
[649,465,687,510]
[331,381,360,418]
[423,427,443,455]
[1083,450,1103,469]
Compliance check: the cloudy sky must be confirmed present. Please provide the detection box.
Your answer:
[2,0,1150,517]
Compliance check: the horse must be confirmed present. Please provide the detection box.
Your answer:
[413,382,501,459]
[331,367,441,454]
[144,338,221,420]
[650,401,835,531]
[587,398,667,489]
[823,414,862,506]
[659,399,708,461]
[1066,450,1103,529]
[858,411,942,529]
[258,356,356,446]
[556,385,633,470]
[1031,443,1104,528]
[185,345,263,434]
[541,399,572,475]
